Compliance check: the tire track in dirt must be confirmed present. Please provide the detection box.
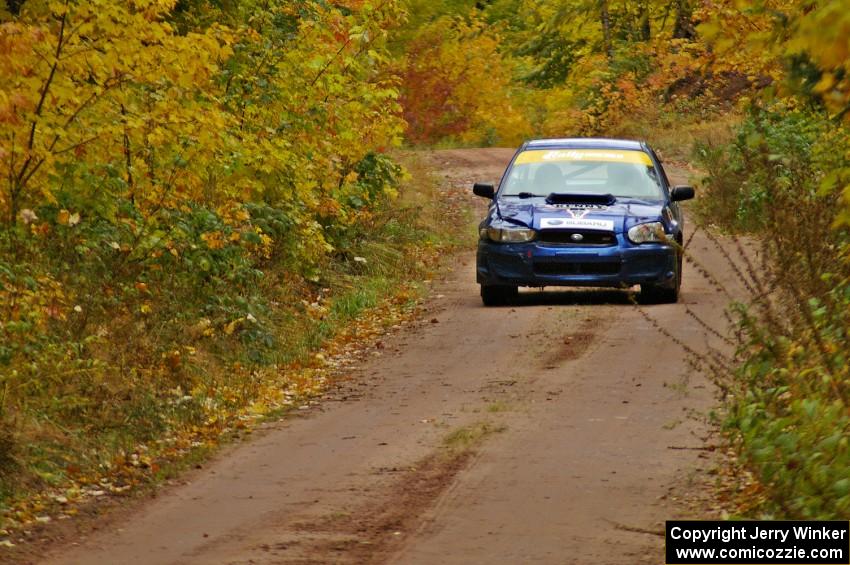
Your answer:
[281,437,487,564]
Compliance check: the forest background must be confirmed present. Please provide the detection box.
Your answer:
[2,0,850,533]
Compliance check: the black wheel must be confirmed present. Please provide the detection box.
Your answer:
[480,284,518,306]
[640,252,681,304]
[640,283,678,304]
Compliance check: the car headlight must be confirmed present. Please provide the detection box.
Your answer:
[627,221,668,244]
[482,225,536,243]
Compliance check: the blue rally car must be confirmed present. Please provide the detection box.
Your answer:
[474,138,694,306]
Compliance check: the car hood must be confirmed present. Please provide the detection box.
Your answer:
[494,199,667,234]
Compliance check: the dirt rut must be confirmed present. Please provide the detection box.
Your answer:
[36,149,740,564]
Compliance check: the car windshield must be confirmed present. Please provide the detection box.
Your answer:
[500,149,663,200]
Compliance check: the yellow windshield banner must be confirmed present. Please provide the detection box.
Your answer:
[514,149,653,166]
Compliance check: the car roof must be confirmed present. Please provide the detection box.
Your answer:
[524,138,645,151]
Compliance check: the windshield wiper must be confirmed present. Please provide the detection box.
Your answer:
[514,192,542,199]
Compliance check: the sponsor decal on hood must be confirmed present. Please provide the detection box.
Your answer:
[539,217,614,231]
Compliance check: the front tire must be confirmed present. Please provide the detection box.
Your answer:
[640,282,678,304]
[480,284,518,306]
[640,251,682,304]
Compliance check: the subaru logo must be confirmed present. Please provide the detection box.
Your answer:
[571,233,584,242]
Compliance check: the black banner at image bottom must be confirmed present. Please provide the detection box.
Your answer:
[666,521,850,564]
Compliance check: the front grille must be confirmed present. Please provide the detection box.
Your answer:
[533,261,621,276]
[537,230,617,246]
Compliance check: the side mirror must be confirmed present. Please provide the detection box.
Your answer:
[670,185,695,202]
[473,183,495,199]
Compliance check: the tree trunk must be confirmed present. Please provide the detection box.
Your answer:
[600,0,613,60]
[7,0,26,16]
[639,0,651,41]
[673,0,695,39]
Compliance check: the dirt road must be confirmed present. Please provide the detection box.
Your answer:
[40,149,738,564]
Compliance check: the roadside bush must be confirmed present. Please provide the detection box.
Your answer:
[728,282,850,518]
[0,0,412,518]
[696,105,848,297]
[696,107,829,230]
[0,148,453,516]
[697,105,850,518]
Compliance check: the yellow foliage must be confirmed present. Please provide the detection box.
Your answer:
[400,17,532,145]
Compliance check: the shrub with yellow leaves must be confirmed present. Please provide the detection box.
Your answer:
[0,0,409,517]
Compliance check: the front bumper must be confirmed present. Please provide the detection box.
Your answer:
[476,236,677,288]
